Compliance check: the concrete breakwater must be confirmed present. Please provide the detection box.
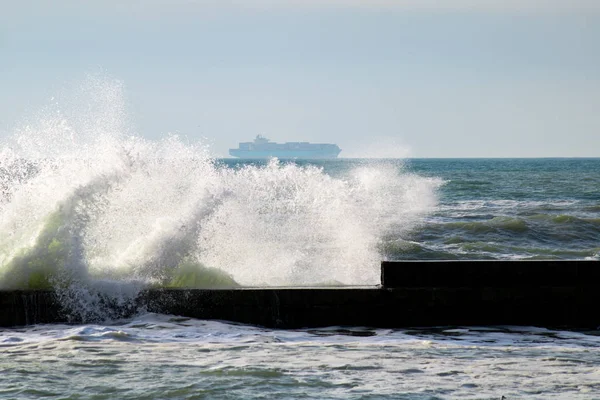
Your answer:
[1,260,599,329]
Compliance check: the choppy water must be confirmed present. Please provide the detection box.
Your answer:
[3,314,600,400]
[230,157,600,263]
[1,78,600,398]
[405,158,600,262]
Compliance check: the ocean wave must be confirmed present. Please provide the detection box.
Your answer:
[380,240,460,260]
[0,76,442,320]
[433,216,530,234]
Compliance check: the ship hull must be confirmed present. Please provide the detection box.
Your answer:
[229,149,340,159]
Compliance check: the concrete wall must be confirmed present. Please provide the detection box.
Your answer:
[1,260,600,329]
[0,290,62,327]
[381,260,600,288]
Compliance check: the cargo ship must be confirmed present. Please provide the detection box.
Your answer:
[229,135,341,159]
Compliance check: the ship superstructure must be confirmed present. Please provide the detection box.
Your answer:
[229,135,341,159]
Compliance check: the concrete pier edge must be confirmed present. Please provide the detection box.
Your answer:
[1,260,600,329]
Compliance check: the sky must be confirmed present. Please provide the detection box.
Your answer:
[1,0,599,158]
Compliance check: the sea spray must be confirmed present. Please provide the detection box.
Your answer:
[0,76,441,320]
[196,160,442,286]
[0,172,123,289]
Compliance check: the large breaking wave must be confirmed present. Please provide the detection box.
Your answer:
[0,77,441,301]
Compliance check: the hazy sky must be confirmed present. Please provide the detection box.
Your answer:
[1,0,599,157]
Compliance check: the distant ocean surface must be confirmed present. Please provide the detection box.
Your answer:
[2,155,600,399]
[231,158,600,263]
[399,158,600,261]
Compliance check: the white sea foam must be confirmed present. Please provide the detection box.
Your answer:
[0,76,442,298]
[2,315,600,399]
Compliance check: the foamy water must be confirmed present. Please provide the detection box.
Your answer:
[2,314,600,399]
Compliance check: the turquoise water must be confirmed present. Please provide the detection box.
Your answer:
[404,158,600,260]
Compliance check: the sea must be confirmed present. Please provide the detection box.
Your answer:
[1,81,600,399]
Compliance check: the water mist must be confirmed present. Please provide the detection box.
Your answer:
[0,76,442,321]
